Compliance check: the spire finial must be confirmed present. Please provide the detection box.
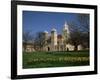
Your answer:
[64,21,67,27]
[63,21,68,30]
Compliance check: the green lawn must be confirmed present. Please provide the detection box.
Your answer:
[23,51,89,69]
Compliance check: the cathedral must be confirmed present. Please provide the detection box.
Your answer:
[42,22,83,52]
[24,22,83,52]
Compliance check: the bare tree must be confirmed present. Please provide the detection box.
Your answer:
[66,21,89,51]
[77,14,89,33]
[23,31,34,51]
[81,32,89,48]
[77,14,89,48]
[69,31,84,51]
[34,32,47,51]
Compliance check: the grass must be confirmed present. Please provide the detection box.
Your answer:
[23,50,89,69]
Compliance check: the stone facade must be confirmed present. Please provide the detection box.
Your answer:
[23,42,35,52]
[43,22,83,51]
[23,22,83,52]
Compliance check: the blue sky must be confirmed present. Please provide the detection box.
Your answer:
[23,11,88,35]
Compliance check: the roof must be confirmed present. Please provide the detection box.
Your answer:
[44,31,48,33]
[51,28,57,32]
[57,34,62,39]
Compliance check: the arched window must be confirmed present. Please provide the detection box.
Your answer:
[48,47,50,51]
[67,47,69,51]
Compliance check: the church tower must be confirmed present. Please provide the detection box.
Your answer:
[43,31,48,51]
[62,21,70,41]
[44,31,48,40]
[51,28,57,51]
[62,21,70,51]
